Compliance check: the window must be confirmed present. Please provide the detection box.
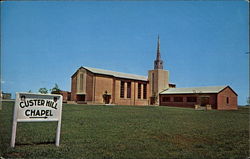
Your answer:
[143,84,147,99]
[127,82,131,98]
[162,97,170,102]
[174,97,183,102]
[152,73,154,92]
[138,83,141,99]
[187,97,197,102]
[80,74,83,91]
[226,97,229,104]
[120,81,125,98]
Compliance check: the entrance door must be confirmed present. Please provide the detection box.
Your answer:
[77,94,85,102]
[103,94,111,104]
[150,97,156,105]
[201,97,209,106]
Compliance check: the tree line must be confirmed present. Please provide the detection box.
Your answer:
[28,84,61,94]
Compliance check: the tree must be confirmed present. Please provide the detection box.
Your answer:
[28,90,32,93]
[50,83,61,93]
[38,88,48,94]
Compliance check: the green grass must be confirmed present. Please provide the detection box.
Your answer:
[0,101,249,159]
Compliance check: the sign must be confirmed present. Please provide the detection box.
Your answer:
[11,93,63,147]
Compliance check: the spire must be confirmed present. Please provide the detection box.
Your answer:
[156,35,161,60]
[154,35,163,69]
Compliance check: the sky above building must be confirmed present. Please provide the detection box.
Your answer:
[1,1,249,105]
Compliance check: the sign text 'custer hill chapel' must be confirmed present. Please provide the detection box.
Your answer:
[16,93,62,121]
[19,96,58,119]
[11,93,62,147]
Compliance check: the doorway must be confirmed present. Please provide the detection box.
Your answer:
[77,94,85,102]
[103,91,111,104]
[200,97,209,106]
[150,97,156,105]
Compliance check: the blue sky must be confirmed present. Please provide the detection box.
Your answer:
[1,1,249,105]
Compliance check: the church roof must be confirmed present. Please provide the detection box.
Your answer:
[160,86,230,94]
[83,66,148,81]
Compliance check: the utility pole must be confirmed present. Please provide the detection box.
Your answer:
[246,52,250,106]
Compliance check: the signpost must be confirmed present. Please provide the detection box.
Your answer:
[10,93,63,147]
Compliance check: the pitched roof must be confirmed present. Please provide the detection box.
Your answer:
[160,86,228,94]
[83,66,148,81]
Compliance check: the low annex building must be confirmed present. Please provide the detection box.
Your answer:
[160,86,238,110]
[70,36,238,109]
[0,91,12,100]
[51,90,71,103]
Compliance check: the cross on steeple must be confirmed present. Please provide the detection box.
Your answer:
[154,35,163,69]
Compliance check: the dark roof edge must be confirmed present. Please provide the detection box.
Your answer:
[71,66,84,78]
[71,66,148,81]
[218,85,238,96]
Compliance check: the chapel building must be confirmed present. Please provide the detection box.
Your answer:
[70,36,238,109]
[71,36,174,105]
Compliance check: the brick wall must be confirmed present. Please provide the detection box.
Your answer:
[94,75,114,104]
[160,94,217,109]
[71,68,150,106]
[217,87,238,110]
[86,72,94,101]
[71,75,77,101]
[114,79,149,106]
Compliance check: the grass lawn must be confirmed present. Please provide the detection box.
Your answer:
[0,101,249,159]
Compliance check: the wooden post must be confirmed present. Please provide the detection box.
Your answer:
[10,93,19,148]
[55,120,61,146]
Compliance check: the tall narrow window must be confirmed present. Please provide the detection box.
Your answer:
[127,82,131,98]
[120,81,125,98]
[152,73,154,92]
[80,74,83,91]
[143,84,147,99]
[138,83,141,99]
[226,97,229,104]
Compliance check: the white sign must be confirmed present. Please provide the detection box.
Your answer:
[11,93,63,147]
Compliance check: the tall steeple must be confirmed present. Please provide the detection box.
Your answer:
[154,35,163,69]
[148,35,169,105]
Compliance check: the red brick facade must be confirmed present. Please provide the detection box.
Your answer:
[71,75,77,102]
[52,90,71,103]
[71,68,150,106]
[159,86,238,110]
[217,87,238,110]
[70,67,238,110]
